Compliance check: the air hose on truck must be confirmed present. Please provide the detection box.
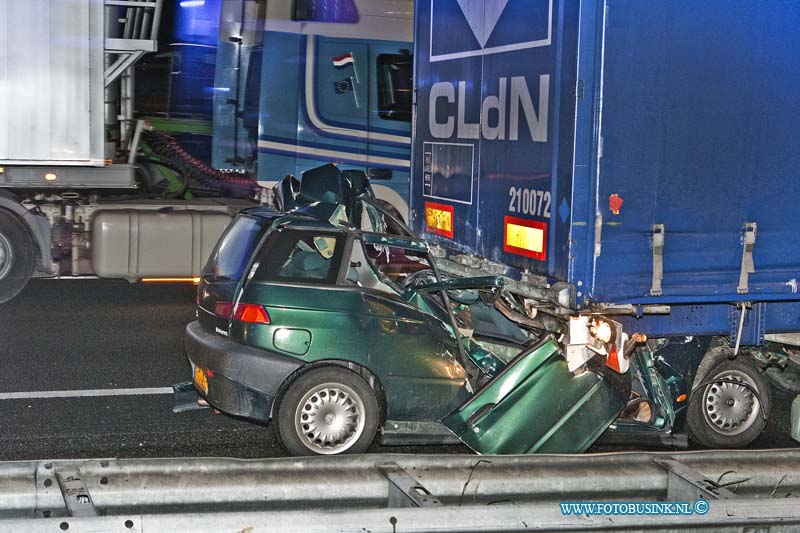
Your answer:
[140,130,258,199]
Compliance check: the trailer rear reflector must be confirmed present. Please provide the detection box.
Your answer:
[503,217,546,260]
[425,201,454,238]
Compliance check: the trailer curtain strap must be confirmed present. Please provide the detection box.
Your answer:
[738,222,757,294]
[650,224,664,296]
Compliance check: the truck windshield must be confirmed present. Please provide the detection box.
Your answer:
[202,215,268,281]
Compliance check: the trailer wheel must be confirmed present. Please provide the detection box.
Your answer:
[274,367,379,456]
[0,210,35,304]
[686,357,770,448]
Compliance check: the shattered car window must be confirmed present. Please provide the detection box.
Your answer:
[364,243,432,288]
[345,239,396,292]
[251,230,344,284]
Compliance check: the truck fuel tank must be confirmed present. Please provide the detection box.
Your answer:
[91,209,232,279]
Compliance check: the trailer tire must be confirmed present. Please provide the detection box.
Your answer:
[0,209,35,304]
[274,367,379,456]
[686,357,770,448]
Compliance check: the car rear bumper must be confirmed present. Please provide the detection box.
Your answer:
[184,321,304,422]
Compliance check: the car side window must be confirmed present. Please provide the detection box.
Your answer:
[251,230,343,284]
[364,243,432,288]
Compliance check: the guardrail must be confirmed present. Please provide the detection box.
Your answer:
[0,449,798,531]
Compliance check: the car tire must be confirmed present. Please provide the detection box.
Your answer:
[686,357,771,448]
[274,367,380,456]
[0,209,35,304]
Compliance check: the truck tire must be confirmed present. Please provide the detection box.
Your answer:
[686,357,770,448]
[0,209,35,304]
[274,367,379,456]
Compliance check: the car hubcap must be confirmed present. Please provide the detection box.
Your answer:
[0,232,11,280]
[295,382,365,454]
[702,369,760,436]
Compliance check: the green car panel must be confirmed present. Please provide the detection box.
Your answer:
[234,283,468,421]
[444,338,629,455]
[272,328,312,356]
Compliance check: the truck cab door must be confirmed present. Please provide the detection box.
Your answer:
[361,41,413,216]
[308,38,369,137]
[443,337,629,454]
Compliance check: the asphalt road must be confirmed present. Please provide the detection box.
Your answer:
[0,279,795,462]
[0,279,466,461]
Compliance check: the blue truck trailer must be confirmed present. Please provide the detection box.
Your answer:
[411,0,800,448]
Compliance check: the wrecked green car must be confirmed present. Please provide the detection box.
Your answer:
[185,166,632,456]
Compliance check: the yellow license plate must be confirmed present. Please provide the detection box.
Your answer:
[193,366,208,395]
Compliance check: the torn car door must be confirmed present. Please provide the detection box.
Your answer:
[443,337,630,454]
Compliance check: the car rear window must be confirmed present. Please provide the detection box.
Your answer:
[250,230,344,284]
[202,215,268,281]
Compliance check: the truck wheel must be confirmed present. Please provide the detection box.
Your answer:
[274,367,379,456]
[686,357,770,448]
[0,210,35,304]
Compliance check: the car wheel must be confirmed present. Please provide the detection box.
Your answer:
[0,210,35,304]
[686,357,770,448]
[274,367,379,456]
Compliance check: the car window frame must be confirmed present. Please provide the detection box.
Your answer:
[247,227,349,287]
[202,212,272,281]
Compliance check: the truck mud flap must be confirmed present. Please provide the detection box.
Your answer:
[443,337,629,454]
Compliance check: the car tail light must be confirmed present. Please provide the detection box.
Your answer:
[214,301,235,318]
[233,303,271,324]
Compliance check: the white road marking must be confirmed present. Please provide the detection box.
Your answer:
[0,387,174,400]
